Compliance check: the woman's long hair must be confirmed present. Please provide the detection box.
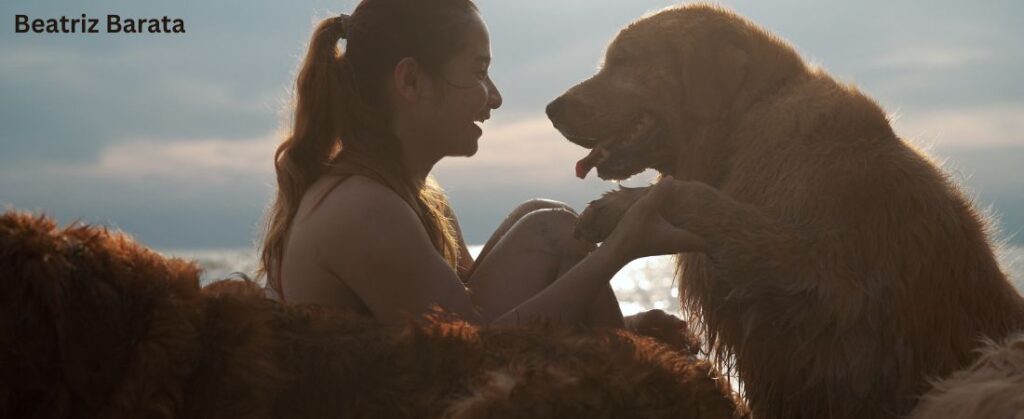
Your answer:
[259,0,479,295]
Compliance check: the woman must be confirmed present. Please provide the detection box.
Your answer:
[259,0,706,326]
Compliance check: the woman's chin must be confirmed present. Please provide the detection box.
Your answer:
[455,124,483,156]
[454,139,479,157]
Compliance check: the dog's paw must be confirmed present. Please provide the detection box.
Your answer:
[575,186,650,243]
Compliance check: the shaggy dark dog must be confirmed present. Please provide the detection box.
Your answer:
[0,211,745,418]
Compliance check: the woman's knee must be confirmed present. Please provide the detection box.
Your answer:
[510,207,594,255]
[507,199,577,224]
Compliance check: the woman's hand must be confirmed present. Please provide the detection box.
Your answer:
[601,177,709,263]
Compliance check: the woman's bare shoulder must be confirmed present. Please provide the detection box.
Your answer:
[296,174,476,321]
[307,174,393,205]
[298,175,424,243]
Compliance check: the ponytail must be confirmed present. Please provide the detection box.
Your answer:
[259,16,350,294]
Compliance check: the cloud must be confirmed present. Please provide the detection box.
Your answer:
[868,45,994,71]
[435,115,603,187]
[891,104,1024,149]
[44,133,278,187]
[36,115,595,190]
[39,103,1020,198]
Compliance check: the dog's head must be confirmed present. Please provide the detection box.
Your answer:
[547,5,805,181]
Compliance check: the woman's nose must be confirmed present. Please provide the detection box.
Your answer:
[488,79,503,109]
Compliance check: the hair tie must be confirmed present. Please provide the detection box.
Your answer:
[338,13,352,40]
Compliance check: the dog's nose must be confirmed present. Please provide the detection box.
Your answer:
[546,97,565,120]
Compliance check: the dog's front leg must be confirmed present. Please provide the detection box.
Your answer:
[576,181,805,281]
[660,181,808,291]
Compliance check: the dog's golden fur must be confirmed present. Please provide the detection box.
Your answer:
[0,210,746,418]
[550,4,1024,418]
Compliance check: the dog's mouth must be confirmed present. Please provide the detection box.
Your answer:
[567,114,663,180]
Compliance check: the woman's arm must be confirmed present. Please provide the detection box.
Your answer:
[317,176,702,325]
[489,239,627,325]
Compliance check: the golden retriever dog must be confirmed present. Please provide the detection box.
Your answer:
[0,210,746,418]
[546,4,1024,418]
[908,333,1024,419]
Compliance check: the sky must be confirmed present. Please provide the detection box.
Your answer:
[1,0,1022,249]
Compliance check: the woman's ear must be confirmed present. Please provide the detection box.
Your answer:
[680,41,748,120]
[392,57,422,103]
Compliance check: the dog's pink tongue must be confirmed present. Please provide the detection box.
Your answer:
[575,147,604,179]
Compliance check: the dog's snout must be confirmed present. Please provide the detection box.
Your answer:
[546,97,566,120]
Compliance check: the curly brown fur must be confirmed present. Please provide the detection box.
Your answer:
[0,210,745,418]
[623,309,702,358]
[552,4,1024,418]
[908,334,1024,419]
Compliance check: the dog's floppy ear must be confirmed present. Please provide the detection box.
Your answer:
[680,40,749,120]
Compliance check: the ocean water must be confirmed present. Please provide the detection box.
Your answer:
[160,245,1024,317]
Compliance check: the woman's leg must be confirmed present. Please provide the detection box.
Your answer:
[469,199,576,275]
[467,203,624,327]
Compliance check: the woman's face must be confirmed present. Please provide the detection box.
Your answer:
[418,12,503,158]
